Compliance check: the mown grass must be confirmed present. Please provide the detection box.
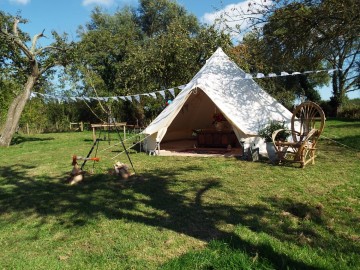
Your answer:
[0,119,359,269]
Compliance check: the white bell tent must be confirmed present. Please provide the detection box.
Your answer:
[142,48,293,154]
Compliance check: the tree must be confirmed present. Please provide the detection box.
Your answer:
[0,12,74,146]
[219,0,360,113]
[137,0,199,37]
[73,2,231,124]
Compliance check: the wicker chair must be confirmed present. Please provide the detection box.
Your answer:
[272,101,326,168]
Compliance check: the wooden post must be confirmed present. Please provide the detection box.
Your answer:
[26,123,29,135]
[123,125,126,140]
[80,121,84,132]
[92,126,96,142]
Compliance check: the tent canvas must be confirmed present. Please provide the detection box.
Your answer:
[142,48,293,154]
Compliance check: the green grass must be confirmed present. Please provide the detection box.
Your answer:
[0,119,359,269]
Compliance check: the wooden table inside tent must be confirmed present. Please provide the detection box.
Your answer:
[91,122,127,142]
[196,129,240,148]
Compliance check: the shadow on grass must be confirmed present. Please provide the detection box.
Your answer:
[321,135,360,151]
[328,123,360,129]
[11,135,54,145]
[0,164,357,269]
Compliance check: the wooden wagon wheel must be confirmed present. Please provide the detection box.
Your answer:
[291,101,326,143]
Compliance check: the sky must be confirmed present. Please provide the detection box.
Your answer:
[1,0,358,100]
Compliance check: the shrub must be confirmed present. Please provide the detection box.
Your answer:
[258,120,290,142]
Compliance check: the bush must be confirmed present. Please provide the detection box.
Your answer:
[338,105,360,119]
[258,120,290,142]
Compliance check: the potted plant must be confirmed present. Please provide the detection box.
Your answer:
[258,120,290,162]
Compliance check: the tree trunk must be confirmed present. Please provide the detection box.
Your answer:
[0,75,37,147]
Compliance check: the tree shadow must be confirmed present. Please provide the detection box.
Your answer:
[0,164,357,269]
[329,123,360,129]
[321,135,360,151]
[11,136,54,145]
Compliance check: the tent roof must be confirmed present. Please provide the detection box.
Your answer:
[143,48,292,138]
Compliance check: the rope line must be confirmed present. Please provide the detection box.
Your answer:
[98,133,142,153]
[83,100,106,123]
[111,134,151,160]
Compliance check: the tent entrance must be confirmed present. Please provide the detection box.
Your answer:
[159,88,241,155]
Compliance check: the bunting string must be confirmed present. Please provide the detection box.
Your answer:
[30,84,187,104]
[30,68,340,104]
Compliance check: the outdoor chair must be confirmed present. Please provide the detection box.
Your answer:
[271,101,326,168]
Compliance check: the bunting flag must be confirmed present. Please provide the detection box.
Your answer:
[29,68,340,104]
[168,88,175,97]
[158,90,166,99]
[242,68,339,80]
[134,95,141,103]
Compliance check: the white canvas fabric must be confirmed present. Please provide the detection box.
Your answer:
[142,48,293,153]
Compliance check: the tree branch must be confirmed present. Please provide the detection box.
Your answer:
[30,29,46,53]
[13,18,19,36]
[35,46,63,56]
[39,60,61,74]
[0,23,33,60]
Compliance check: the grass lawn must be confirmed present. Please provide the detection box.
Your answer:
[0,119,359,269]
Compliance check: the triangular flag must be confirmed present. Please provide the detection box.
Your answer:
[83,97,91,102]
[178,85,186,90]
[125,96,132,102]
[149,93,157,99]
[134,95,141,103]
[245,74,253,79]
[280,72,289,76]
[168,88,175,97]
[158,91,166,99]
[30,92,37,99]
[112,96,118,101]
[70,97,77,102]
[291,72,301,75]
[256,73,265,78]
[268,73,277,77]
[103,97,109,102]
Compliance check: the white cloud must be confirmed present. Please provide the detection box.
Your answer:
[201,0,272,41]
[82,0,137,7]
[9,0,31,5]
[82,0,114,7]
